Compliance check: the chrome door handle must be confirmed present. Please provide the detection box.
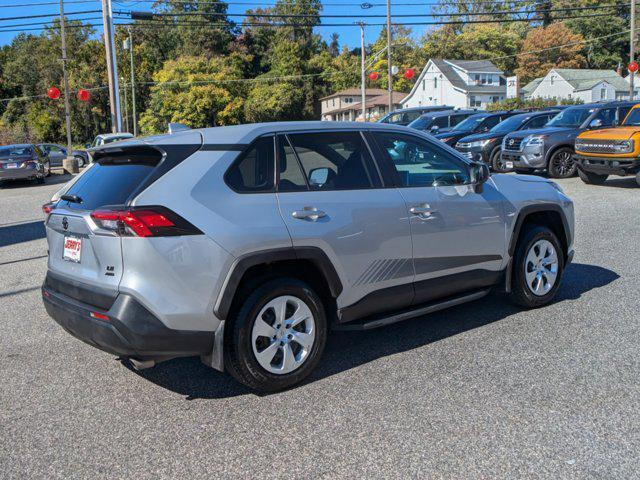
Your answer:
[292,207,326,221]
[409,204,436,218]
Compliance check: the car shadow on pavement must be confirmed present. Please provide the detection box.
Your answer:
[125,262,619,400]
[0,172,74,189]
[0,220,46,248]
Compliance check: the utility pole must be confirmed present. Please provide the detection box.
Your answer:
[102,0,122,132]
[122,78,130,133]
[59,0,73,163]
[386,0,393,112]
[631,0,637,100]
[360,23,366,122]
[126,27,138,135]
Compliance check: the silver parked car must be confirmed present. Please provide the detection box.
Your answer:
[42,122,575,392]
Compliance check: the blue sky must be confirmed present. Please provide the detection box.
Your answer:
[0,0,434,49]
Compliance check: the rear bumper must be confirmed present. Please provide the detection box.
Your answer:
[574,154,640,176]
[42,277,214,361]
[0,168,40,181]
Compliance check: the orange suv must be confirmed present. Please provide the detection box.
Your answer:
[574,103,640,186]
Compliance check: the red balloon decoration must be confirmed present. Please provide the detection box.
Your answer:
[47,87,61,100]
[368,71,379,81]
[77,89,90,102]
[403,68,415,80]
[629,61,639,73]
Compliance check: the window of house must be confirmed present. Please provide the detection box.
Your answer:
[600,88,607,100]
[225,137,275,193]
[434,77,438,88]
[469,96,481,107]
[372,132,470,188]
[474,74,480,84]
[550,76,555,85]
[422,79,426,90]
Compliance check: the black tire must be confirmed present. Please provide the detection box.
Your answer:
[224,277,328,392]
[548,147,577,178]
[35,175,45,184]
[509,225,564,308]
[636,171,640,187]
[491,148,510,173]
[578,168,608,185]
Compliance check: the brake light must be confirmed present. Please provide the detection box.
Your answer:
[42,202,55,215]
[90,207,201,237]
[90,311,109,321]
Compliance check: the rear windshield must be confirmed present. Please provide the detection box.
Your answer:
[62,149,162,210]
[0,146,33,157]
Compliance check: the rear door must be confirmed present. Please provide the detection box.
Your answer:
[275,130,413,319]
[45,144,66,166]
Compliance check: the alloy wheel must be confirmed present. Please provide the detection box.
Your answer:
[524,239,559,296]
[552,151,574,177]
[251,295,316,375]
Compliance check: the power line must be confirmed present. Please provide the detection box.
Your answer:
[0,10,101,22]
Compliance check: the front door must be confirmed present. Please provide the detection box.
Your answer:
[275,130,413,321]
[370,131,507,306]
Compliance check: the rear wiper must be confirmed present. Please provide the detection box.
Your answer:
[60,194,83,204]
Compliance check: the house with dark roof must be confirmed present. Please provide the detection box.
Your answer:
[523,69,639,102]
[400,59,506,110]
[320,88,405,121]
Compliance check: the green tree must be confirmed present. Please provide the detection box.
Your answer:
[244,82,305,122]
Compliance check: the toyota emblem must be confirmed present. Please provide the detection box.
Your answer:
[62,217,69,230]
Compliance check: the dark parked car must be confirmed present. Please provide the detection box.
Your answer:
[0,144,50,186]
[455,110,559,172]
[378,106,455,125]
[501,101,635,178]
[433,111,520,147]
[407,109,477,135]
[38,144,89,168]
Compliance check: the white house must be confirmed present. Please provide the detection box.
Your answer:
[522,69,639,102]
[400,59,506,110]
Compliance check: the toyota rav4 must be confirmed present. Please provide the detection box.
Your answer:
[42,122,574,392]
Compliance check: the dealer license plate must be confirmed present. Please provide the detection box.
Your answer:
[505,161,514,169]
[63,236,82,263]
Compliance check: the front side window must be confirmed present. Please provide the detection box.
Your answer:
[546,107,594,128]
[279,131,380,191]
[373,132,470,188]
[225,136,275,192]
[592,108,616,127]
[523,115,550,129]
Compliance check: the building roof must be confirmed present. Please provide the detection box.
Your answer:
[522,77,543,94]
[430,59,505,93]
[320,88,388,100]
[553,69,630,92]
[326,92,405,114]
[444,59,503,74]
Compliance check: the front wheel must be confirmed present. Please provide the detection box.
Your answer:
[509,225,564,308]
[75,156,85,168]
[491,149,510,173]
[224,277,327,392]
[548,148,577,178]
[578,168,608,185]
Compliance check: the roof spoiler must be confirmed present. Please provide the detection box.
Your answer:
[168,122,190,134]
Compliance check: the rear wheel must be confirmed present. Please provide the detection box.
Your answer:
[578,168,608,185]
[224,277,327,392]
[491,148,510,173]
[509,225,564,308]
[548,148,577,178]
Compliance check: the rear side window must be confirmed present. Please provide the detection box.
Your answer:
[225,136,275,192]
[432,116,448,128]
[63,147,163,210]
[525,115,550,129]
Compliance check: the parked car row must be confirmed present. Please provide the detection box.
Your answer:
[386,101,638,179]
[0,133,135,187]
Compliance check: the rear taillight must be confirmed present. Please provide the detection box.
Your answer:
[90,206,202,237]
[42,202,55,216]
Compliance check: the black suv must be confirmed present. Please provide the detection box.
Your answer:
[501,101,636,178]
[455,110,559,172]
[407,109,477,136]
[433,111,520,146]
[377,106,454,125]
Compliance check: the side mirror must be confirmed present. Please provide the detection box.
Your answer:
[470,162,490,193]
[589,118,603,129]
[309,167,330,187]
[430,125,440,134]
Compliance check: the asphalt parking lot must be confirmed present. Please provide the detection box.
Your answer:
[1,171,639,479]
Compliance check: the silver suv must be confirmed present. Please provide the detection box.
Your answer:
[42,122,575,392]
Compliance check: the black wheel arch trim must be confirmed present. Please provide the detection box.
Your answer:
[215,246,343,320]
[544,144,575,165]
[508,204,572,259]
